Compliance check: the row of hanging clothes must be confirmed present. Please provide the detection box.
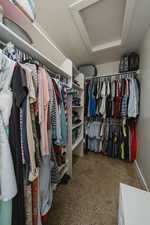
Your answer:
[85,72,140,119]
[85,118,136,161]
[84,72,140,161]
[0,42,70,225]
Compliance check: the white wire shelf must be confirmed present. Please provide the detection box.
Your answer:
[52,162,69,191]
[72,135,83,151]
[72,122,83,130]
[72,82,83,91]
[72,105,83,108]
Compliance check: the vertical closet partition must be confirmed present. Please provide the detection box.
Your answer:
[85,71,140,162]
[72,71,84,157]
[0,21,73,225]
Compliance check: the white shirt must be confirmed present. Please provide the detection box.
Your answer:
[0,53,17,201]
[128,78,139,118]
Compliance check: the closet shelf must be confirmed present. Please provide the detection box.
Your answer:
[52,164,69,191]
[60,165,69,180]
[0,23,71,78]
[72,122,83,130]
[72,105,83,108]
[58,159,69,172]
[72,135,83,151]
[72,82,83,91]
[58,163,66,172]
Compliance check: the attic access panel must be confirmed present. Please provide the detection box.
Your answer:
[80,0,126,46]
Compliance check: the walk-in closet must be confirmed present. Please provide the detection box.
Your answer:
[0,0,150,225]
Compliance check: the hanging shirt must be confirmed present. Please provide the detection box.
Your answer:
[52,79,62,143]
[38,67,50,156]
[106,81,112,118]
[40,156,53,217]
[111,79,116,117]
[84,81,90,116]
[100,81,106,117]
[47,75,54,148]
[128,78,139,118]
[121,79,129,117]
[0,52,17,225]
[88,82,96,117]
[96,79,102,99]
[24,63,41,167]
[51,87,58,139]
[0,53,17,201]
[114,80,121,119]
[54,80,67,147]
[96,80,102,116]
[9,64,26,225]
[21,64,39,182]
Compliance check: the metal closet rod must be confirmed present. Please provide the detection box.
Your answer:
[85,70,139,80]
[0,39,68,83]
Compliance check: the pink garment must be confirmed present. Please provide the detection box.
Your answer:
[38,68,50,156]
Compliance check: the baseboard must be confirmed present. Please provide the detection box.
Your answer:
[134,160,149,192]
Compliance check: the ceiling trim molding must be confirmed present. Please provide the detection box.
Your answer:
[92,39,122,52]
[69,0,100,52]
[70,0,100,11]
[69,0,136,53]
[121,0,136,45]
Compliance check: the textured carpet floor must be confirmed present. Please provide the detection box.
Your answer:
[48,153,145,225]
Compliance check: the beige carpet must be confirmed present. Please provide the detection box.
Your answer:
[48,153,145,225]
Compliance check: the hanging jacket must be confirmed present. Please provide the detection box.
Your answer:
[88,83,96,117]
[128,78,139,118]
[9,64,26,225]
[100,81,106,117]
[121,79,129,117]
[114,80,121,119]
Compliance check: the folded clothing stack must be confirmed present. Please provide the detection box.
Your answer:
[72,97,81,106]
[72,111,81,125]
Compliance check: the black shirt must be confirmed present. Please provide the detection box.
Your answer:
[9,64,28,225]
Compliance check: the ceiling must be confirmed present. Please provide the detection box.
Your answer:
[34,0,150,66]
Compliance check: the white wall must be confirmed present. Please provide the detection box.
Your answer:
[136,26,150,189]
[96,61,119,75]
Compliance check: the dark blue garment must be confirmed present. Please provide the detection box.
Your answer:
[88,84,96,117]
[21,99,30,172]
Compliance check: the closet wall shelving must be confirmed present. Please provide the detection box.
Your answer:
[0,1,85,179]
[1,0,73,72]
[72,122,83,130]
[0,6,74,180]
[72,105,84,108]
[71,71,84,158]
[0,22,72,81]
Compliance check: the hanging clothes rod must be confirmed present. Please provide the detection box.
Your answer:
[0,23,71,78]
[1,39,68,83]
[85,70,139,80]
[1,39,68,84]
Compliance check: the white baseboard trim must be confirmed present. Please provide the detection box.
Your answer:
[134,160,149,192]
